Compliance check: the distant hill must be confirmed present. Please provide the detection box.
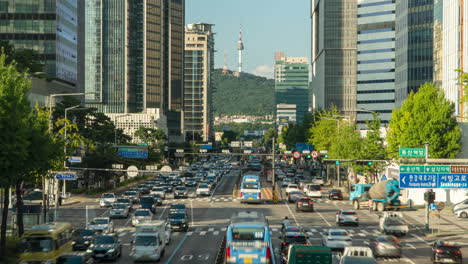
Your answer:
[212,69,275,116]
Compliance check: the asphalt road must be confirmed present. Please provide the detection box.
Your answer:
[55,169,468,264]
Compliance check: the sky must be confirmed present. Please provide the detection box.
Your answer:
[186,0,311,79]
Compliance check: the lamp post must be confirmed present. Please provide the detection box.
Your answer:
[113,114,131,146]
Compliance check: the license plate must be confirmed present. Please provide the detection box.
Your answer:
[244,259,252,263]
[248,197,253,200]
[96,254,104,258]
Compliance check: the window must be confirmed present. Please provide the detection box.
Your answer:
[358,38,395,44]
[358,0,395,7]
[358,58,394,64]
[357,99,395,104]
[358,69,395,74]
[357,89,395,94]
[358,48,395,54]
[358,10,395,18]
[358,28,394,34]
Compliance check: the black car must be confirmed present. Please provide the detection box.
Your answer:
[151,193,163,205]
[161,183,173,192]
[87,234,122,261]
[139,195,157,213]
[296,197,314,212]
[72,229,95,251]
[280,232,309,253]
[171,179,183,187]
[138,185,151,195]
[185,179,197,187]
[431,240,463,264]
[169,203,187,213]
[168,212,189,232]
[329,189,343,200]
[174,186,188,198]
[57,252,94,264]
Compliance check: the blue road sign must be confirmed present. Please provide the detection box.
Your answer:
[295,143,314,153]
[118,147,148,159]
[56,173,77,180]
[438,173,468,188]
[399,173,438,188]
[380,174,387,181]
[429,203,437,211]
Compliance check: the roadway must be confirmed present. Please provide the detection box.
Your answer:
[55,169,468,264]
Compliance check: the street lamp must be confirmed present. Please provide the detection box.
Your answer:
[48,92,91,131]
[114,114,131,146]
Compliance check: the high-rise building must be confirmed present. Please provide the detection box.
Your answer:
[0,0,78,84]
[395,0,434,107]
[356,0,396,128]
[275,54,309,122]
[184,23,215,142]
[311,0,357,117]
[79,0,185,140]
[433,0,468,120]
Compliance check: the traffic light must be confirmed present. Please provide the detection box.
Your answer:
[324,154,329,158]
[424,191,436,203]
[335,160,340,165]
[307,154,312,159]
[367,161,373,166]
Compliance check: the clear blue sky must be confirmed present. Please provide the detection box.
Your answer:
[186,0,311,79]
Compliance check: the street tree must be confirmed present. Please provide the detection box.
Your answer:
[134,127,167,146]
[0,54,32,255]
[0,41,43,73]
[263,128,277,147]
[387,83,461,158]
[308,108,342,153]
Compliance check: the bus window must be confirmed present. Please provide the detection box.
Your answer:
[232,228,264,241]
[242,182,259,190]
[24,237,54,252]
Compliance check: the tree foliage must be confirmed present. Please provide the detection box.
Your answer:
[212,69,275,116]
[387,82,461,158]
[0,41,43,74]
[134,127,166,146]
[308,108,342,152]
[263,128,277,146]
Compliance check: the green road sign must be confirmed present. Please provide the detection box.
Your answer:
[399,148,426,158]
[400,165,451,173]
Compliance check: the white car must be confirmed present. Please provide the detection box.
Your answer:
[151,187,166,199]
[132,209,153,226]
[312,177,325,185]
[336,210,359,226]
[322,229,352,249]
[89,217,114,233]
[340,247,376,264]
[99,193,116,207]
[196,184,211,196]
[305,184,322,198]
[285,184,300,195]
[455,207,468,218]
[110,203,130,219]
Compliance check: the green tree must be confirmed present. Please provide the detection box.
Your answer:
[361,113,387,160]
[0,54,32,255]
[0,41,43,73]
[308,108,342,153]
[329,122,362,160]
[387,83,461,158]
[134,127,167,146]
[263,128,277,146]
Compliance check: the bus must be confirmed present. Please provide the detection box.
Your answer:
[240,175,262,203]
[225,211,275,264]
[19,222,73,264]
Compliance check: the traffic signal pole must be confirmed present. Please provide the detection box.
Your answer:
[425,143,430,231]
[272,137,276,191]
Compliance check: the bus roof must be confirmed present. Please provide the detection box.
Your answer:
[24,222,72,237]
[230,211,267,226]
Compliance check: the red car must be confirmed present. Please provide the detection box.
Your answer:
[296,197,314,212]
[328,189,343,200]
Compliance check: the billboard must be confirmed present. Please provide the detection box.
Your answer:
[278,116,290,125]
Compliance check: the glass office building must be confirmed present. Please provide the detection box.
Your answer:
[275,55,309,122]
[0,0,77,83]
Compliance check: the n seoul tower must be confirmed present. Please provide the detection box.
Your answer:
[237,25,244,76]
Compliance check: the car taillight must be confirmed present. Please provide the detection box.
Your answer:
[376,243,385,248]
[266,247,272,262]
[240,192,243,198]
[305,242,310,245]
[435,249,444,254]
[259,193,261,198]
[282,242,287,245]
[395,244,401,248]
[454,250,462,255]
[309,201,313,204]
[226,246,231,259]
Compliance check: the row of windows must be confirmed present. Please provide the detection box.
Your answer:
[357,120,389,124]
[357,109,393,114]
[358,58,394,64]
[409,0,433,8]
[358,69,395,74]
[358,10,395,18]
[357,79,394,84]
[358,38,394,44]
[358,0,395,8]
[409,10,433,25]
[357,89,395,94]
[358,48,395,54]
[358,27,394,34]
[357,99,395,104]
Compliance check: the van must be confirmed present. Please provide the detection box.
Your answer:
[306,184,322,198]
[130,221,171,262]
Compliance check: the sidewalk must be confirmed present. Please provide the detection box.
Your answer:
[403,207,468,238]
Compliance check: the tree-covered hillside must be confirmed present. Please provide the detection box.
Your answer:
[212,69,274,116]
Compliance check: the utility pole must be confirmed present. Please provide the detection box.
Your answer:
[337,164,341,187]
[425,143,430,231]
[272,137,276,190]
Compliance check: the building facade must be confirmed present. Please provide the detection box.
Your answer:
[356,0,396,128]
[311,0,357,117]
[275,54,309,122]
[395,0,434,107]
[184,23,215,143]
[0,0,78,83]
[79,0,185,140]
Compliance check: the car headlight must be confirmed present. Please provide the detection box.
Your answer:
[108,248,115,253]
[86,249,93,253]
[84,241,90,244]
[72,241,76,245]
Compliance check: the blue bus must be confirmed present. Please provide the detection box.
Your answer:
[240,175,262,203]
[225,211,275,264]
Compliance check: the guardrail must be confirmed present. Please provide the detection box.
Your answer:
[214,235,227,264]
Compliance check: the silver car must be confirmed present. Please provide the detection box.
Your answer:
[110,203,130,219]
[369,235,402,257]
[132,209,153,226]
[454,207,468,218]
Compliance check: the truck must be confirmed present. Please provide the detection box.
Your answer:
[379,212,409,236]
[284,245,332,264]
[130,220,171,262]
[350,179,405,212]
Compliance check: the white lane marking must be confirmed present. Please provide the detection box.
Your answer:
[208,228,214,232]
[406,243,416,249]
[190,200,194,227]
[283,201,299,226]
[119,232,127,237]
[314,208,332,227]
[158,205,168,220]
[200,231,206,236]
[372,229,379,233]
[187,232,193,236]
[401,255,416,264]
[306,232,314,236]
[361,230,369,234]
[348,229,355,233]
[310,228,317,232]
[411,234,428,244]
[124,216,132,227]
[213,231,219,235]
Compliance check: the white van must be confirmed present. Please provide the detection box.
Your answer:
[306,184,322,198]
[130,221,171,262]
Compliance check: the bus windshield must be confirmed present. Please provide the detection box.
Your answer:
[232,228,264,241]
[242,183,259,189]
[24,237,54,252]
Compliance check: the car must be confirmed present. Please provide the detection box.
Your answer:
[174,186,188,198]
[123,191,139,203]
[151,187,166,199]
[340,247,377,264]
[280,232,310,253]
[288,191,304,203]
[139,195,157,213]
[281,225,304,237]
[322,229,352,250]
[296,197,314,212]
[109,203,130,219]
[282,178,293,187]
[72,229,96,251]
[196,183,211,196]
[185,178,197,187]
[305,184,322,198]
[369,235,402,258]
[312,176,325,185]
[171,179,183,186]
[454,207,468,218]
[169,203,187,214]
[452,198,468,212]
[115,197,133,211]
[57,252,94,264]
[430,240,463,264]
[132,209,153,226]
[86,234,122,261]
[336,210,359,226]
[99,193,116,207]
[151,193,163,206]
[160,183,173,192]
[329,189,344,200]
[88,217,114,234]
[168,212,189,232]
[285,184,300,195]
[138,185,151,195]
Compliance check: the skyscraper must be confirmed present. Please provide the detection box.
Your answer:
[395,0,434,107]
[356,0,396,128]
[275,54,309,122]
[184,23,215,143]
[0,0,78,84]
[311,0,357,117]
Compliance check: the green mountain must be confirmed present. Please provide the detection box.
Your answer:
[212,69,274,116]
